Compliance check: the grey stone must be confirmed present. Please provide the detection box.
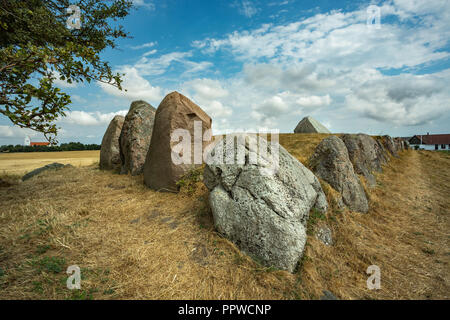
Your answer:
[294,116,331,133]
[119,100,156,175]
[100,115,125,171]
[320,290,339,300]
[309,136,369,213]
[404,140,410,150]
[204,134,328,273]
[380,135,398,157]
[342,134,387,187]
[22,163,70,181]
[316,226,333,246]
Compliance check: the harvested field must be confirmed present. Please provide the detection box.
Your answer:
[0,151,100,175]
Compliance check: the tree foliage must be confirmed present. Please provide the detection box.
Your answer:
[0,141,100,152]
[0,0,133,143]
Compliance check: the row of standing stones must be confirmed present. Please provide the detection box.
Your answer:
[99,91,409,273]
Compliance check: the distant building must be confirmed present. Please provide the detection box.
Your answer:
[294,116,331,133]
[30,142,50,147]
[24,136,31,146]
[408,133,450,150]
[23,135,50,147]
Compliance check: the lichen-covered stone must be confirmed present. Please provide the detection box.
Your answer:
[119,101,156,175]
[100,115,124,171]
[204,134,328,272]
[342,134,387,186]
[309,136,369,213]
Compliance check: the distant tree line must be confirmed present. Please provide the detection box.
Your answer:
[0,142,101,153]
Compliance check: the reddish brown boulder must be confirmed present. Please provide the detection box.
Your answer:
[119,100,156,175]
[144,92,212,192]
[100,115,125,171]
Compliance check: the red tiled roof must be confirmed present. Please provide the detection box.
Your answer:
[414,134,450,145]
[30,142,50,146]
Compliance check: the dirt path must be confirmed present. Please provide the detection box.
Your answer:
[412,151,450,298]
[369,150,450,299]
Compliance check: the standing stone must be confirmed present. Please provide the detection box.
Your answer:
[119,100,156,175]
[294,116,331,133]
[204,134,328,273]
[342,134,387,187]
[380,135,398,157]
[394,138,405,152]
[309,136,369,213]
[404,140,410,150]
[144,92,212,192]
[100,115,125,171]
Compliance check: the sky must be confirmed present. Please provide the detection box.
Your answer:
[1,0,449,145]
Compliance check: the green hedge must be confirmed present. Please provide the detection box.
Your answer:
[0,142,101,153]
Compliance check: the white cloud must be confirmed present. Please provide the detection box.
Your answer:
[296,94,331,108]
[133,0,155,10]
[345,70,450,126]
[184,79,229,100]
[61,110,128,127]
[233,1,259,18]
[131,42,157,50]
[196,4,449,69]
[71,95,87,104]
[99,66,163,104]
[182,79,232,119]
[0,126,37,139]
[143,49,157,57]
[129,51,212,77]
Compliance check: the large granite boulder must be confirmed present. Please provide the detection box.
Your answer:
[380,135,398,157]
[342,134,387,186]
[119,100,156,175]
[203,134,328,272]
[144,92,212,192]
[100,115,125,171]
[309,136,369,213]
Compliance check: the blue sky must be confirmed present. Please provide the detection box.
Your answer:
[1,0,449,145]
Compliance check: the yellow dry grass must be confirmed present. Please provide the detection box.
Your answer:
[0,134,448,300]
[0,151,100,175]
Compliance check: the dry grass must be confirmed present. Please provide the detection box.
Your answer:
[300,150,450,299]
[279,133,335,164]
[0,151,100,175]
[0,167,296,300]
[0,135,448,300]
